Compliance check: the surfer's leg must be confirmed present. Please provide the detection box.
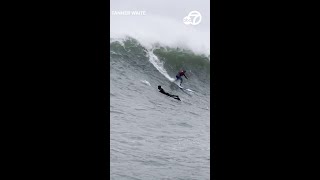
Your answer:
[175,75,179,82]
[180,78,183,85]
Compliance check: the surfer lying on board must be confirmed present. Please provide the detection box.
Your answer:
[158,86,181,101]
[175,69,188,86]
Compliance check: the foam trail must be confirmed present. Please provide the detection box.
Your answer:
[146,49,175,82]
[140,80,151,86]
[186,89,195,92]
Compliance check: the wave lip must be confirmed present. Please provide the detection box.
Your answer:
[111,13,210,56]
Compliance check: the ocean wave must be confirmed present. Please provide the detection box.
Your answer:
[110,36,210,83]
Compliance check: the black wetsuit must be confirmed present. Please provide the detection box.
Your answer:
[159,87,181,101]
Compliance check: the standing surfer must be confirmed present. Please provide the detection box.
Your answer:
[175,69,188,86]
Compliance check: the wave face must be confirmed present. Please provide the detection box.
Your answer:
[110,36,210,94]
[110,36,210,180]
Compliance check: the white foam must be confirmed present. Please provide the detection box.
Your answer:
[146,49,175,82]
[140,80,151,86]
[111,14,210,56]
[185,89,195,93]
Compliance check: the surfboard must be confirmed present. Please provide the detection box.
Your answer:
[172,80,194,92]
[173,81,184,89]
[176,82,195,93]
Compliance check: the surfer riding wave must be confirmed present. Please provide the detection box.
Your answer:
[175,69,188,86]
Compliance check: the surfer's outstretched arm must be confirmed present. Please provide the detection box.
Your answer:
[184,74,188,79]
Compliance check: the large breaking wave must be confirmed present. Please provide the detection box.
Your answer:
[110,36,210,95]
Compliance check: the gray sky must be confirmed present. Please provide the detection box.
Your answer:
[110,0,210,55]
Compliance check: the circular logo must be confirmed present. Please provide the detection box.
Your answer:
[183,11,202,25]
